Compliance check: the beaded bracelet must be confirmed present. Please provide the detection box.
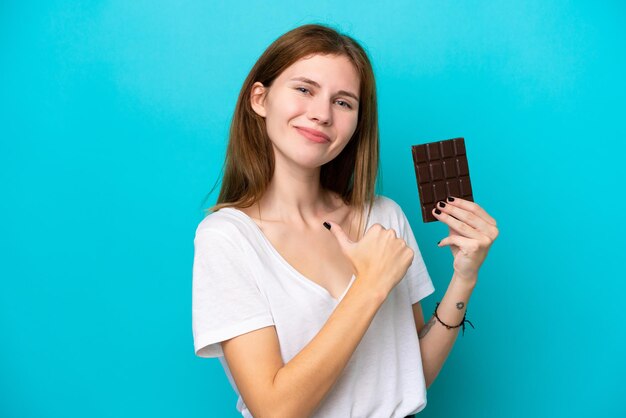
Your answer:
[434,302,475,336]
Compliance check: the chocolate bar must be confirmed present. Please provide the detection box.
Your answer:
[411,137,474,223]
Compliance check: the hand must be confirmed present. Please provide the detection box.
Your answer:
[324,221,414,299]
[432,197,499,285]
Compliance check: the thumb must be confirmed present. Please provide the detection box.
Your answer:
[438,235,471,249]
[323,220,355,253]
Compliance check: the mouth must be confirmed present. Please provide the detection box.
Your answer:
[294,126,331,143]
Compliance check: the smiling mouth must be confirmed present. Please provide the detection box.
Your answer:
[295,127,330,143]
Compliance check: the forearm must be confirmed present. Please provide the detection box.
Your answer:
[271,279,386,418]
[418,273,476,388]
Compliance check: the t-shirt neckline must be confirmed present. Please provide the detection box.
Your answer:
[221,203,374,303]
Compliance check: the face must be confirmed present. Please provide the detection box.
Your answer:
[250,53,361,170]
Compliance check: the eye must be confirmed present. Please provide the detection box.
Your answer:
[336,100,352,109]
[295,87,353,110]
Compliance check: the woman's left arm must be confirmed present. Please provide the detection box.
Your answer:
[416,197,499,389]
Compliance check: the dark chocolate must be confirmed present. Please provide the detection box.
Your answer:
[411,137,474,223]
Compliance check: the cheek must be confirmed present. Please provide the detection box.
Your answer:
[341,115,359,139]
[271,91,303,116]
[267,103,303,135]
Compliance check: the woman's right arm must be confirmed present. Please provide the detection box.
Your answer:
[222,279,385,418]
[222,222,413,418]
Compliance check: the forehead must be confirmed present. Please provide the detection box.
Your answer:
[278,54,360,93]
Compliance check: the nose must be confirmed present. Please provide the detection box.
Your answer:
[307,95,332,125]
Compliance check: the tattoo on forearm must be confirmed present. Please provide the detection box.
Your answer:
[418,316,437,339]
[419,302,467,339]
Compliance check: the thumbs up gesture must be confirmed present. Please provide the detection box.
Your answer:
[324,221,415,300]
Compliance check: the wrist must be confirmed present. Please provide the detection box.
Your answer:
[451,272,478,290]
[351,277,388,305]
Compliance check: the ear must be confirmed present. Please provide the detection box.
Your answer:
[250,82,268,118]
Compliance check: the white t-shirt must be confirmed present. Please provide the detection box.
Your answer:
[192,195,435,417]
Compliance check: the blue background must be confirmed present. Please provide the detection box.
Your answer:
[1,1,624,417]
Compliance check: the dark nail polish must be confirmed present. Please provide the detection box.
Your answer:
[323,221,331,230]
[438,201,446,208]
[435,208,441,215]
[447,196,455,202]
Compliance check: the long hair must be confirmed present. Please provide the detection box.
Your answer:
[203,23,381,239]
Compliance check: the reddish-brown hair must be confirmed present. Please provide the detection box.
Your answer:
[203,23,381,238]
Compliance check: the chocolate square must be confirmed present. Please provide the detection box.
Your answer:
[411,137,474,223]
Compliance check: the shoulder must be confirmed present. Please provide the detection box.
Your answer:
[371,194,403,214]
[370,195,408,221]
[368,195,411,231]
[194,207,252,244]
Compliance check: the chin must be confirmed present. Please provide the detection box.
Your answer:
[289,153,329,169]
[273,144,334,169]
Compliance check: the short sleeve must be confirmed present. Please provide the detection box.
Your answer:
[192,226,275,358]
[397,206,435,304]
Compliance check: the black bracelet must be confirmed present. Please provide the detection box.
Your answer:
[433,302,475,336]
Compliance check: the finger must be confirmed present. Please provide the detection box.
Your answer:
[432,206,483,239]
[434,200,498,240]
[323,220,355,252]
[437,234,475,250]
[445,196,497,226]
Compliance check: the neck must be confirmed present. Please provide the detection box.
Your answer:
[256,158,336,226]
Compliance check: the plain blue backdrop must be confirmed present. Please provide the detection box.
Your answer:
[1,1,624,417]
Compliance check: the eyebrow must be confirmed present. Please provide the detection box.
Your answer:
[289,77,360,102]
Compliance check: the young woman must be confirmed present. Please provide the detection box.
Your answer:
[192,23,498,418]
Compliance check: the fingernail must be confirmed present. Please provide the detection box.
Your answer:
[323,221,331,230]
[438,201,446,208]
[434,208,441,215]
[447,196,455,202]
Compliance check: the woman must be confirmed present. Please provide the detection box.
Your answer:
[192,23,498,417]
